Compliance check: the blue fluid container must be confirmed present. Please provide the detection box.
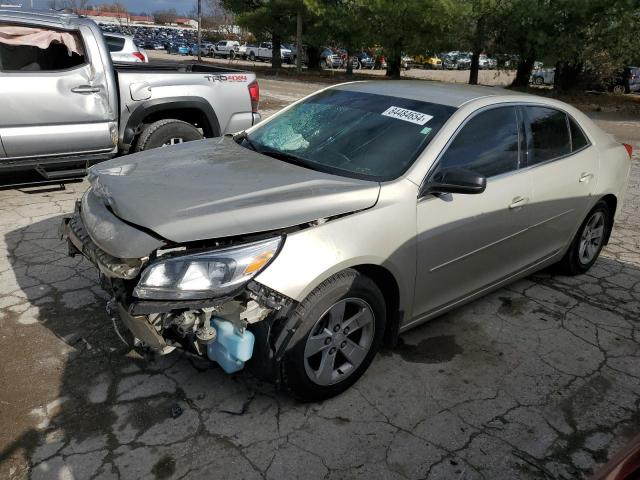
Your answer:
[207,317,255,373]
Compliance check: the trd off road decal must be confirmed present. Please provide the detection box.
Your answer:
[205,74,248,82]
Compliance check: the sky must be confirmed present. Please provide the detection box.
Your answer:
[22,0,197,16]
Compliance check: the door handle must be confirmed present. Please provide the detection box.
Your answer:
[71,85,100,94]
[579,172,594,183]
[509,196,527,209]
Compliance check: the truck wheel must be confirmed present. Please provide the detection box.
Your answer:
[280,269,386,401]
[249,52,256,61]
[230,50,236,60]
[135,119,203,152]
[534,76,544,85]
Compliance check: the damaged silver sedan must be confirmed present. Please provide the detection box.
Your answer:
[62,81,632,400]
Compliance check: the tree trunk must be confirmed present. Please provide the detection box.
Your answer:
[271,35,282,69]
[512,56,535,88]
[345,48,353,75]
[306,45,321,70]
[469,50,480,85]
[295,4,303,72]
[386,51,401,79]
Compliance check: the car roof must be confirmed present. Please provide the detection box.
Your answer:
[0,7,89,28]
[335,80,532,108]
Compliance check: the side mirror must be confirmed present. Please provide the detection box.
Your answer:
[423,168,487,196]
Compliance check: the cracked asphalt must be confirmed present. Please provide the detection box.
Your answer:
[1,80,639,480]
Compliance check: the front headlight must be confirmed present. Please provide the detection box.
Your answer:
[133,237,282,300]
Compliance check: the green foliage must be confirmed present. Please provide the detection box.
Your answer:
[222,0,640,86]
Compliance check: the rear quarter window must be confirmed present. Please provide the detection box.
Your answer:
[569,117,589,152]
[105,35,125,52]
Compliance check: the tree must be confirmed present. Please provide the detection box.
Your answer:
[222,0,299,68]
[153,9,178,25]
[364,0,449,79]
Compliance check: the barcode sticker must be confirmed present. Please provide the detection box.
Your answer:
[381,106,433,125]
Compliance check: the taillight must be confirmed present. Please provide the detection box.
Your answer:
[132,52,145,62]
[248,80,259,113]
[623,143,633,158]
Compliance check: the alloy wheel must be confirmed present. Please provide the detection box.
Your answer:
[303,298,375,386]
[579,211,605,265]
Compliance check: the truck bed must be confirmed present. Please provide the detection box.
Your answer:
[113,62,246,74]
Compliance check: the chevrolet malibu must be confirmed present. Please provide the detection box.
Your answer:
[61,81,632,401]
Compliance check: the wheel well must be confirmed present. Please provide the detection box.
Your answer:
[141,108,216,138]
[600,194,617,244]
[352,264,402,347]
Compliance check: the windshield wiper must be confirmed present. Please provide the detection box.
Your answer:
[257,148,310,168]
[234,130,257,152]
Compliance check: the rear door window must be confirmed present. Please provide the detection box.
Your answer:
[437,106,520,178]
[523,106,571,165]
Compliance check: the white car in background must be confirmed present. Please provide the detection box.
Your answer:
[104,32,148,63]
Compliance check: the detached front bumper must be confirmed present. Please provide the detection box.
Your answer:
[60,203,146,280]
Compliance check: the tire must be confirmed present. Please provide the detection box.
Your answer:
[229,50,236,60]
[135,119,203,152]
[280,269,386,401]
[534,76,544,86]
[249,52,256,61]
[612,84,625,95]
[557,200,611,275]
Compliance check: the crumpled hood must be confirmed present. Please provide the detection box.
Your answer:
[89,136,380,243]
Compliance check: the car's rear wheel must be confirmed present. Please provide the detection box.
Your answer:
[534,76,544,85]
[281,269,386,401]
[558,200,611,275]
[249,52,256,61]
[135,119,203,152]
[612,84,626,95]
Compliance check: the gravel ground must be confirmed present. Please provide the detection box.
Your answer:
[0,76,639,480]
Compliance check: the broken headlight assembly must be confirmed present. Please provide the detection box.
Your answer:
[133,237,282,300]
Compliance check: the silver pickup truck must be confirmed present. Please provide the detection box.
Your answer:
[0,9,260,183]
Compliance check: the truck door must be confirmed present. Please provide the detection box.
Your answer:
[0,23,116,160]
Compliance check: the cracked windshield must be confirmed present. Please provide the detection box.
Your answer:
[245,89,456,180]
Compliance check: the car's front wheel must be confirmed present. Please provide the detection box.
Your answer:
[558,200,611,275]
[281,270,386,401]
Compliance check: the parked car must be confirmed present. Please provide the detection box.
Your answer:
[413,52,442,69]
[247,42,292,63]
[611,66,640,95]
[237,43,248,59]
[103,32,147,63]
[478,54,497,70]
[456,53,472,70]
[61,80,632,401]
[0,9,261,182]
[211,40,240,59]
[531,68,555,86]
[442,53,458,70]
[355,51,375,69]
[374,54,387,70]
[167,43,190,55]
[320,47,342,68]
[188,43,210,56]
[401,54,412,70]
